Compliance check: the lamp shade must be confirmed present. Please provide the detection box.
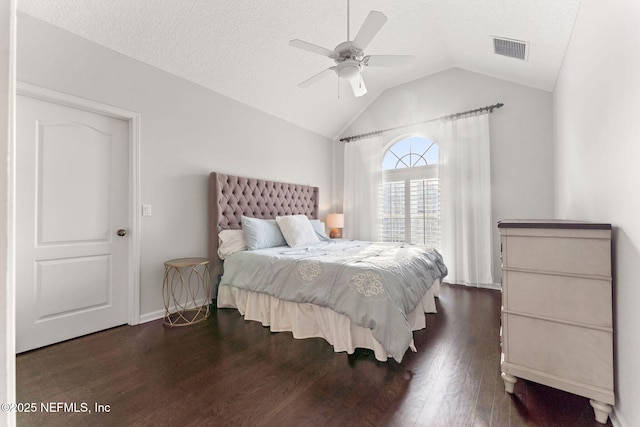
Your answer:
[326,213,344,229]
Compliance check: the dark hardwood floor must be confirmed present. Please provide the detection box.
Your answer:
[16,283,611,427]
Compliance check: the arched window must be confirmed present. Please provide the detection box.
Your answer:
[380,136,440,248]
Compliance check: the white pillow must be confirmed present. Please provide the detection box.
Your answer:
[276,215,320,247]
[217,229,247,259]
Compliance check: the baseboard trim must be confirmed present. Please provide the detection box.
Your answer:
[139,309,165,324]
[610,406,628,427]
[444,281,502,290]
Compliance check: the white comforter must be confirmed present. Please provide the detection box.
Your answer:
[219,240,448,362]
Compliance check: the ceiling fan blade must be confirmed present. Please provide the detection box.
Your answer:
[349,75,367,97]
[364,55,415,67]
[298,67,336,88]
[289,39,335,57]
[352,11,387,50]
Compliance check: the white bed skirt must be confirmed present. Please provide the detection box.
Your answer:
[217,279,440,362]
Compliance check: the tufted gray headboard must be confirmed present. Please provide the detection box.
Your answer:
[208,172,319,280]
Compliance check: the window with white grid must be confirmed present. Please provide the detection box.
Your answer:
[380,136,440,248]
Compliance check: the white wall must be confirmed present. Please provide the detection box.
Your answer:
[554,1,640,425]
[16,13,334,319]
[339,68,555,283]
[2,2,16,426]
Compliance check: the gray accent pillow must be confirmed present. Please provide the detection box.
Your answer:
[241,216,287,250]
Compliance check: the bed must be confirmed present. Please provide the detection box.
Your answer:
[208,172,447,362]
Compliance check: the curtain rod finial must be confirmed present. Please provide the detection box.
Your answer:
[489,102,504,113]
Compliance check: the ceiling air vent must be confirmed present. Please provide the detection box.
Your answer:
[493,37,528,61]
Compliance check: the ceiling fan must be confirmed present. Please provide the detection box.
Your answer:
[289,2,414,97]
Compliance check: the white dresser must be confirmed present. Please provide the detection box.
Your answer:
[498,220,614,424]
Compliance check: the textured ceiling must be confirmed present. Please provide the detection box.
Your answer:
[17,0,582,139]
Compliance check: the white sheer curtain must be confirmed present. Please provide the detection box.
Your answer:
[438,114,494,287]
[343,136,383,241]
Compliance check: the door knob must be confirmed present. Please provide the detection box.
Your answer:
[117,229,127,237]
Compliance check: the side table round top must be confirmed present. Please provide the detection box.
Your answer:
[164,257,210,268]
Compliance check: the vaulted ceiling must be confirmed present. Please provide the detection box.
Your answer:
[17,0,582,139]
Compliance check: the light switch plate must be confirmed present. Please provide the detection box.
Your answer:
[142,204,152,216]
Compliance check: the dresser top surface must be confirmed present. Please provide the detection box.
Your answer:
[498,219,611,230]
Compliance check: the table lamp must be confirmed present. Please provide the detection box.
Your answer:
[326,213,344,239]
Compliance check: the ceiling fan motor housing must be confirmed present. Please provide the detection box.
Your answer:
[333,41,364,61]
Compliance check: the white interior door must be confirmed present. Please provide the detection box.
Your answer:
[16,94,130,353]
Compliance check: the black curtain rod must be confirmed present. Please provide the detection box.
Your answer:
[339,102,504,143]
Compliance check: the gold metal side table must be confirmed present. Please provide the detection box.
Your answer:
[162,257,211,326]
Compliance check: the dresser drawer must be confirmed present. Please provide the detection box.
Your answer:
[503,314,614,391]
[503,270,612,327]
[501,231,611,277]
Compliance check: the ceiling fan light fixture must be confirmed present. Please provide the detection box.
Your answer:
[336,61,361,80]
